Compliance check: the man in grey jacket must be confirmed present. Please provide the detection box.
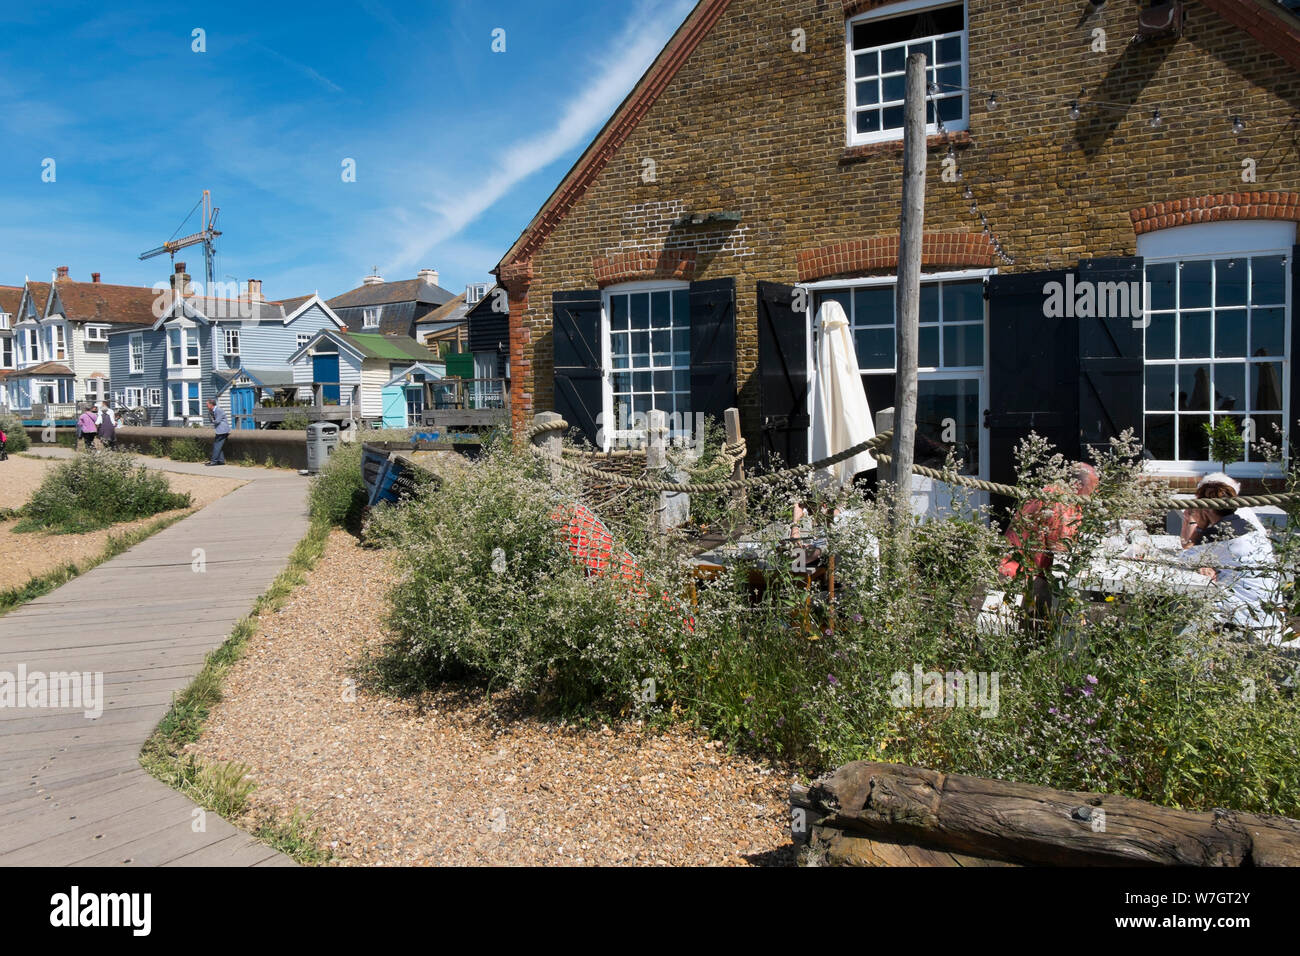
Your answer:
[206,399,231,466]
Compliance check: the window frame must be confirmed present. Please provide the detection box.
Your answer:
[129,333,144,375]
[599,280,694,451]
[800,268,995,476]
[845,0,969,147]
[223,328,240,356]
[1140,247,1292,478]
[362,306,381,330]
[147,387,162,408]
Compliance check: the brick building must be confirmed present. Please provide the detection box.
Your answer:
[493,0,1300,492]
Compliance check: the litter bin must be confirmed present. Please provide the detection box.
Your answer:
[306,422,340,474]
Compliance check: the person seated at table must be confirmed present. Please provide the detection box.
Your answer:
[997,462,1100,622]
[1179,473,1285,641]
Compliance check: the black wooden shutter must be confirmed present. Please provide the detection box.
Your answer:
[1077,257,1145,458]
[756,281,810,466]
[1290,245,1300,467]
[552,290,603,445]
[689,278,737,431]
[986,270,1080,490]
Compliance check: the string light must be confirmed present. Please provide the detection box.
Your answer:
[1149,109,1163,128]
[1232,115,1246,136]
[986,92,999,110]
[1069,100,1082,121]
[928,86,1015,266]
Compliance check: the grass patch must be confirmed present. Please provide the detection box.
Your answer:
[140,517,334,865]
[0,510,191,617]
[166,437,208,463]
[16,453,191,534]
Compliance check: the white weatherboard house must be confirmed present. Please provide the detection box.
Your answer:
[108,265,345,428]
[288,329,438,423]
[6,270,156,417]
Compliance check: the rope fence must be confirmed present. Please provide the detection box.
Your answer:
[524,415,1300,514]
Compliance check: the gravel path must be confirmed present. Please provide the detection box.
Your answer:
[0,455,244,591]
[189,529,797,866]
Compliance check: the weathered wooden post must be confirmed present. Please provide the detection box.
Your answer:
[892,52,926,535]
[648,409,690,531]
[875,407,895,486]
[724,407,746,520]
[532,411,564,481]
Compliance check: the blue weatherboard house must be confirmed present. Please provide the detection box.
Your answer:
[107,266,344,428]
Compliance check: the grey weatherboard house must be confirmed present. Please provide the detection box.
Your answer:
[107,267,344,428]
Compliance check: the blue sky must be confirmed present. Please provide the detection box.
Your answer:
[0,0,696,300]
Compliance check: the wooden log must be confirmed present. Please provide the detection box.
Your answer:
[802,761,1300,867]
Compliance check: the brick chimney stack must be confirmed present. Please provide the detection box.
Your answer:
[55,265,69,280]
[247,279,263,301]
[171,261,192,297]
[91,272,101,283]
[418,268,440,287]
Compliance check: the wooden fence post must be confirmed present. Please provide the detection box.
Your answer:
[724,407,746,512]
[532,411,564,481]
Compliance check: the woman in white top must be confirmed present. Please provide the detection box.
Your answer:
[1180,473,1287,643]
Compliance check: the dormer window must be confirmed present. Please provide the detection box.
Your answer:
[85,324,110,343]
[466,283,490,306]
[0,312,9,330]
[847,0,967,146]
[363,307,381,330]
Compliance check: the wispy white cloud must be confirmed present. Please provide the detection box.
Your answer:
[252,42,345,95]
[383,0,696,273]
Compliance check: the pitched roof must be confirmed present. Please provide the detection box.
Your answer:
[415,293,469,326]
[277,295,314,315]
[11,361,73,377]
[341,332,437,361]
[22,281,52,320]
[49,279,158,326]
[327,277,456,310]
[0,285,22,316]
[494,0,1300,276]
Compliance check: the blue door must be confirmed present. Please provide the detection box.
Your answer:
[231,387,257,430]
[313,354,341,404]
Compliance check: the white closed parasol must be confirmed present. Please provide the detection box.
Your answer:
[810,299,876,489]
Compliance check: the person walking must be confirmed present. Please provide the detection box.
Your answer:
[77,405,98,451]
[96,401,117,451]
[206,398,230,466]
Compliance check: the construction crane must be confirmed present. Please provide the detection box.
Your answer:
[139,190,221,287]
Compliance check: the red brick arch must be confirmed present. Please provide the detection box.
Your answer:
[842,0,913,17]
[796,233,997,283]
[1130,192,1300,236]
[592,251,696,288]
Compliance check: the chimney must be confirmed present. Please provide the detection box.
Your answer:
[91,272,101,283]
[418,268,440,287]
[246,279,263,301]
[362,268,384,286]
[171,261,192,297]
[56,265,69,280]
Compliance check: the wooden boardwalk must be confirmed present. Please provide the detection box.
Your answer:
[0,454,310,866]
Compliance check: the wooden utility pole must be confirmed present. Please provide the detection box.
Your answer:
[892,52,927,533]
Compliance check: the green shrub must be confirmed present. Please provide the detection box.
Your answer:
[280,413,310,431]
[167,437,207,462]
[0,416,30,453]
[308,441,367,529]
[365,430,1300,816]
[148,438,168,458]
[17,453,192,533]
